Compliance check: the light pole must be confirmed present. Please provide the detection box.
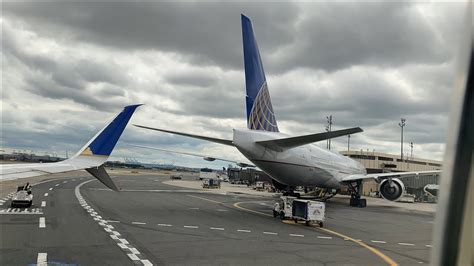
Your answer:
[347,134,351,151]
[326,115,333,150]
[398,118,406,161]
[410,142,414,159]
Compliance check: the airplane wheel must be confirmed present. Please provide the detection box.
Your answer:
[279,211,285,219]
[273,210,278,218]
[358,199,367,208]
[319,222,324,228]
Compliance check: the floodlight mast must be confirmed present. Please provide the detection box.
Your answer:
[398,118,406,161]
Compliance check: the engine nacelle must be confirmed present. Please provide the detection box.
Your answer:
[379,178,405,201]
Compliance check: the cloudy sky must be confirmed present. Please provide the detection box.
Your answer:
[1,1,467,168]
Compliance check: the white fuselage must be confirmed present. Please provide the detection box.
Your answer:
[233,129,366,189]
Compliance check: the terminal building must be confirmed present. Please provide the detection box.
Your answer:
[341,150,441,201]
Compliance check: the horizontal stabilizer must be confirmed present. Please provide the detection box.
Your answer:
[134,125,234,146]
[256,127,363,151]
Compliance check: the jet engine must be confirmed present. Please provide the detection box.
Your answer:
[379,178,405,201]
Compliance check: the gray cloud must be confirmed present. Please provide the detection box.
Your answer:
[1,2,467,164]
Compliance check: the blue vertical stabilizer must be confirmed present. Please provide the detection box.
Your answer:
[241,14,279,132]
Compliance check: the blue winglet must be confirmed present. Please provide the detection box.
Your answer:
[241,14,279,132]
[88,104,142,156]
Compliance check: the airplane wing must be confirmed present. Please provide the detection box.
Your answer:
[255,127,363,151]
[0,104,142,191]
[340,170,441,183]
[133,125,234,146]
[128,144,256,168]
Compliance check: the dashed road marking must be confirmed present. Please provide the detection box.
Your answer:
[425,244,432,248]
[39,217,46,228]
[132,222,146,225]
[0,208,43,215]
[141,259,153,266]
[55,184,59,187]
[398,242,415,246]
[75,179,152,265]
[237,229,251,233]
[371,240,387,244]
[290,234,304,237]
[41,201,46,207]
[49,188,53,191]
[44,193,48,197]
[263,231,278,235]
[63,181,68,183]
[107,220,120,223]
[210,227,225,231]
[157,223,172,227]
[184,225,199,229]
[216,209,228,212]
[188,207,200,210]
[317,236,332,239]
[37,253,47,266]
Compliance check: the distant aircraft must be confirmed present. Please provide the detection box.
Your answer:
[0,105,142,191]
[135,15,440,207]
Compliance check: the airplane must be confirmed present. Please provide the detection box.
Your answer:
[134,14,440,207]
[0,104,142,191]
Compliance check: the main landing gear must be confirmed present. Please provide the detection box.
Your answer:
[282,186,300,197]
[347,180,367,208]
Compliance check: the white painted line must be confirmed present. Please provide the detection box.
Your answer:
[425,244,433,248]
[157,223,172,227]
[55,184,59,187]
[39,217,46,228]
[370,240,387,244]
[141,259,153,266]
[63,181,68,183]
[184,225,199,229]
[41,201,46,207]
[127,253,140,261]
[317,236,332,239]
[210,227,225,231]
[263,231,278,235]
[49,188,53,191]
[44,193,48,197]
[216,209,228,212]
[418,262,424,264]
[107,220,120,223]
[117,243,128,249]
[237,229,251,233]
[37,253,47,266]
[189,207,200,210]
[290,234,304,237]
[398,242,415,246]
[129,248,140,254]
[118,238,130,244]
[75,179,151,264]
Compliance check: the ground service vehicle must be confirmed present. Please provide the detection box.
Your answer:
[11,183,33,208]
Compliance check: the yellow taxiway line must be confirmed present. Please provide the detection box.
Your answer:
[233,201,398,266]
